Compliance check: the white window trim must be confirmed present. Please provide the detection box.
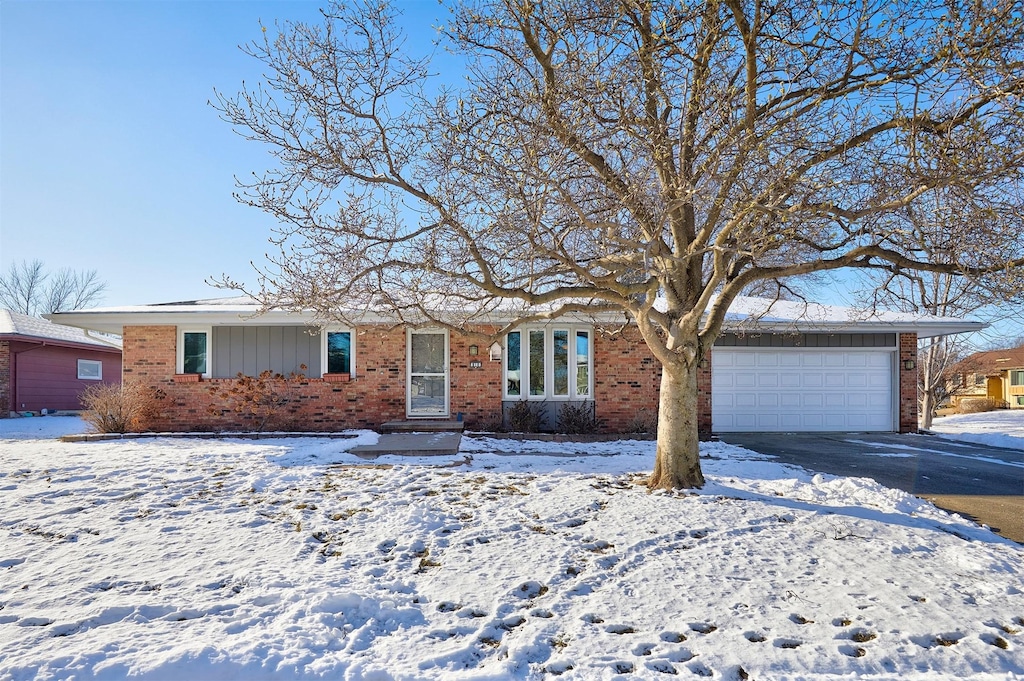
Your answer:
[504,325,594,401]
[177,326,212,377]
[320,327,356,377]
[77,359,103,380]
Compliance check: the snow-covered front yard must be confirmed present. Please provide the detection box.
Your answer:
[930,409,1024,451]
[1,416,1022,680]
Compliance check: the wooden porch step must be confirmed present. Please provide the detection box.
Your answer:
[380,420,465,434]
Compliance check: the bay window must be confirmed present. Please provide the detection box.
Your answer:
[504,326,593,400]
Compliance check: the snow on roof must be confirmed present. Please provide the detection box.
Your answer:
[0,309,122,349]
[47,295,984,338]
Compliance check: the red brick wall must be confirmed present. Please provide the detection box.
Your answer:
[122,325,504,432]
[0,341,10,417]
[122,323,911,435]
[592,327,712,438]
[899,332,919,433]
[593,327,661,433]
[449,329,504,427]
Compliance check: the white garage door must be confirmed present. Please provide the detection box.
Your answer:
[712,350,894,432]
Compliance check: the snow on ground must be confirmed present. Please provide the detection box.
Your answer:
[930,410,1024,451]
[1,417,1022,680]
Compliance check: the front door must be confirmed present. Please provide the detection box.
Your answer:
[407,330,449,417]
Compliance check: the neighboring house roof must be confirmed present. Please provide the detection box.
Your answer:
[955,345,1024,376]
[46,295,985,339]
[0,309,122,350]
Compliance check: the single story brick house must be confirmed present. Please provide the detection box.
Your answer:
[49,296,982,434]
[1,309,122,416]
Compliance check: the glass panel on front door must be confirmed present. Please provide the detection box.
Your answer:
[409,332,448,416]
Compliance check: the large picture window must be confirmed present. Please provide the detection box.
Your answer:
[504,326,593,400]
[1011,369,1024,386]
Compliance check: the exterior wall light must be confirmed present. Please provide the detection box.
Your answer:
[469,345,479,356]
[904,359,917,370]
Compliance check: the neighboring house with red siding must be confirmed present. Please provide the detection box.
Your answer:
[49,296,982,434]
[1,309,122,416]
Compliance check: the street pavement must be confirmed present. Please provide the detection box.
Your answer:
[716,431,1024,543]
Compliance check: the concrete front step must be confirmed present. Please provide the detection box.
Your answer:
[380,420,465,433]
[349,432,463,459]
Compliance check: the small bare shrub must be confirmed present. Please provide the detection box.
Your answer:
[625,407,658,435]
[475,412,506,433]
[958,397,1000,414]
[207,367,307,432]
[557,401,602,434]
[506,400,545,433]
[81,381,160,433]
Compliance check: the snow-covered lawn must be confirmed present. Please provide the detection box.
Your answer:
[930,410,1024,451]
[1,417,1022,680]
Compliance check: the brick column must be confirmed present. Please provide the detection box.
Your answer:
[899,332,918,433]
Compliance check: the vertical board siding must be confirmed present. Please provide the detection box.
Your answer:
[212,326,321,378]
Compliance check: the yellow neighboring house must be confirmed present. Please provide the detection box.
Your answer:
[950,345,1024,409]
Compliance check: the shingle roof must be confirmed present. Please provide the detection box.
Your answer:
[0,309,122,349]
[959,345,1024,374]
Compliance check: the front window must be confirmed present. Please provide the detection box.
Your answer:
[974,373,986,386]
[326,331,351,374]
[553,330,569,396]
[1016,396,1024,406]
[77,359,102,380]
[576,330,590,397]
[504,326,593,399]
[529,330,546,396]
[507,332,521,396]
[1011,370,1024,386]
[182,331,208,375]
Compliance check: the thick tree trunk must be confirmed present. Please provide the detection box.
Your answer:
[647,361,705,490]
[920,390,935,431]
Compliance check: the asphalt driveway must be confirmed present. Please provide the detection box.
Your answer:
[717,432,1024,543]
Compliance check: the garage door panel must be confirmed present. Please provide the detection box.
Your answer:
[824,373,846,388]
[780,393,802,408]
[848,374,867,388]
[801,354,823,367]
[713,349,893,432]
[780,374,801,388]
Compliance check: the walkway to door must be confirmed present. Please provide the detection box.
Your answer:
[349,420,464,458]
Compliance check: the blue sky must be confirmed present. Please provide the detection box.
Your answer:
[0,0,449,306]
[0,1,1019,345]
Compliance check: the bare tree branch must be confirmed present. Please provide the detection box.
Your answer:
[214,0,1024,489]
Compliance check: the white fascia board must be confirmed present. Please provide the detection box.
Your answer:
[722,319,987,339]
[47,298,987,339]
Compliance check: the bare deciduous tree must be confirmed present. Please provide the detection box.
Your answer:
[866,188,1024,429]
[215,0,1024,488]
[0,259,107,316]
